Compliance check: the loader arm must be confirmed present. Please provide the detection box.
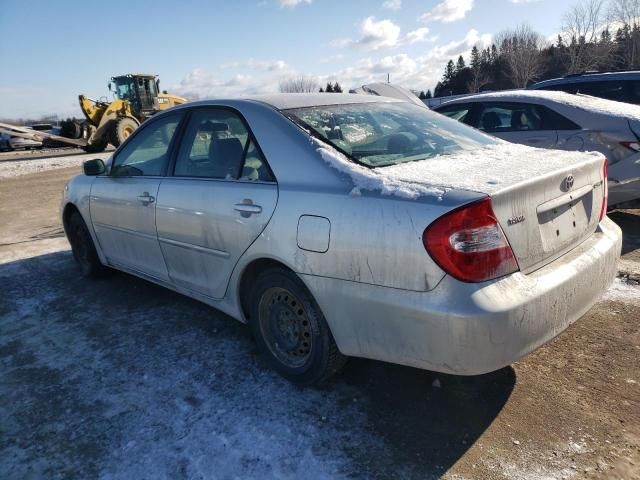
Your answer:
[79,95,109,127]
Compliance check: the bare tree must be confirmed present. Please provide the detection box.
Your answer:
[609,0,640,66]
[561,0,615,73]
[495,25,546,88]
[278,76,319,93]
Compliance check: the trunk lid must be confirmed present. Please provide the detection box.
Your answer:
[489,156,604,272]
[379,143,607,272]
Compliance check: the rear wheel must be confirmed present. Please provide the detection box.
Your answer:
[249,268,346,385]
[110,116,139,147]
[67,211,108,278]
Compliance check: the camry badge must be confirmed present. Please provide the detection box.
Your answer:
[508,215,525,226]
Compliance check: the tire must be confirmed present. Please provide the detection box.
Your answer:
[67,211,108,278]
[110,116,139,147]
[82,140,108,153]
[249,268,347,385]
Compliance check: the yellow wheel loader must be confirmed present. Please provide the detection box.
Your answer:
[0,74,186,153]
[79,73,186,152]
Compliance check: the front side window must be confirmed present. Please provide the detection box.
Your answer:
[285,102,495,168]
[110,113,182,177]
[435,103,473,123]
[174,108,273,181]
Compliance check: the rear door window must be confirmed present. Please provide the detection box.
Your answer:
[173,108,274,181]
[477,102,546,132]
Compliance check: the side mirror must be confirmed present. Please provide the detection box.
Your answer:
[83,158,106,176]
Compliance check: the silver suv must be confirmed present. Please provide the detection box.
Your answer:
[528,71,640,105]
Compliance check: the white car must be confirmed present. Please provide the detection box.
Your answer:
[432,90,640,207]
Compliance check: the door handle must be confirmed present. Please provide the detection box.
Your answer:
[234,203,262,217]
[137,192,155,205]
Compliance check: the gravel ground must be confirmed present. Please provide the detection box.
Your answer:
[0,163,639,479]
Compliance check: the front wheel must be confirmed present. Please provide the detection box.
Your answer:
[249,268,346,385]
[67,211,108,278]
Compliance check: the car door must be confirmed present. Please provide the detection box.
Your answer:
[155,107,278,299]
[90,112,184,282]
[476,102,558,148]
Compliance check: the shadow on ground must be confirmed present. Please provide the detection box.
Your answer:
[0,251,514,479]
[609,209,640,255]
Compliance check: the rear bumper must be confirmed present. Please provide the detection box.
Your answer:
[303,217,622,375]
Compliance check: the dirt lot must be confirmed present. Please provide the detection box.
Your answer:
[1,165,639,479]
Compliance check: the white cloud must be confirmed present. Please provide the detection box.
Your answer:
[331,18,431,50]
[419,0,474,23]
[333,29,492,90]
[382,0,402,10]
[509,0,541,3]
[404,27,432,45]
[279,0,311,7]
[172,29,492,100]
[358,16,401,50]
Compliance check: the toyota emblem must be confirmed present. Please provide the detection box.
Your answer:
[564,174,575,190]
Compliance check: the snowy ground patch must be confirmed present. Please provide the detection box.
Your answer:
[601,277,640,303]
[0,152,111,179]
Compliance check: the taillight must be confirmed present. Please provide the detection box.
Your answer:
[599,158,608,221]
[423,198,519,283]
[620,141,640,152]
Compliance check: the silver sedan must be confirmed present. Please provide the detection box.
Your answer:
[432,90,640,207]
[62,94,621,384]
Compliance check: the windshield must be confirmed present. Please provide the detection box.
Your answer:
[285,102,496,167]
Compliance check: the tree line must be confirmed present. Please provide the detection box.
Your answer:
[431,0,640,98]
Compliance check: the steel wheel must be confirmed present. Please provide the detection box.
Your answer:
[258,287,313,369]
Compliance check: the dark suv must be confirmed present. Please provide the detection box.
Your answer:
[528,71,640,105]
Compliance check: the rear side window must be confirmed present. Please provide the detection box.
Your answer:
[538,105,581,130]
[173,108,273,181]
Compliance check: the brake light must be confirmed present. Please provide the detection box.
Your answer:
[620,141,640,152]
[423,198,519,283]
[599,158,608,221]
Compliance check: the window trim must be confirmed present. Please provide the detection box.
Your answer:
[166,105,276,183]
[107,110,187,178]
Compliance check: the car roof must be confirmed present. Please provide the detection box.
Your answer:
[183,93,402,111]
[529,71,640,88]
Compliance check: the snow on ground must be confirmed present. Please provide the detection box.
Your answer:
[601,277,640,303]
[0,241,398,480]
[0,152,112,179]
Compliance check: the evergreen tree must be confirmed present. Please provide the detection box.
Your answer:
[456,55,466,71]
[333,82,343,93]
[425,89,432,99]
[325,82,334,93]
[319,87,324,92]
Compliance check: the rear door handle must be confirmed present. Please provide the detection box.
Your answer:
[234,203,262,217]
[137,192,155,205]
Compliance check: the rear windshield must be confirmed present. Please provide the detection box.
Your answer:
[285,102,496,167]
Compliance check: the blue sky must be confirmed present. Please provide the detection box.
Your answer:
[0,0,575,118]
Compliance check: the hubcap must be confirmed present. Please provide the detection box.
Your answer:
[258,287,313,368]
